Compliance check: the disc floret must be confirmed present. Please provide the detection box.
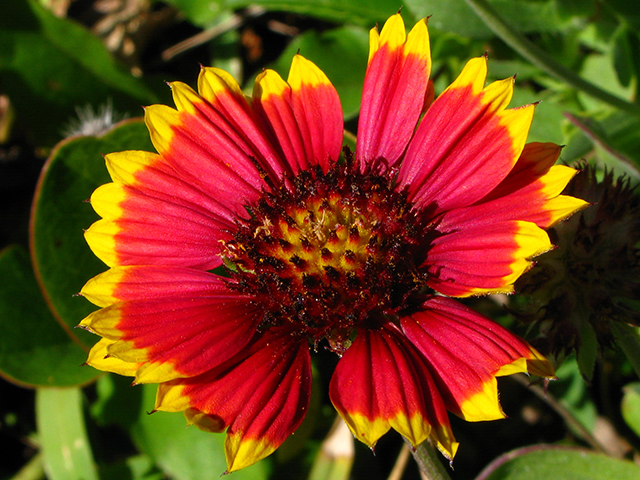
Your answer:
[222,155,432,353]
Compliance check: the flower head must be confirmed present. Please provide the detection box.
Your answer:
[80,14,587,472]
[513,164,640,379]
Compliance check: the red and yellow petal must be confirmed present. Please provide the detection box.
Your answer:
[439,143,589,231]
[79,290,262,384]
[155,328,311,472]
[85,338,141,376]
[253,55,343,173]
[104,150,235,228]
[329,325,458,460]
[144,68,296,212]
[81,265,231,308]
[356,14,431,168]
[146,86,264,203]
[424,220,552,297]
[398,56,535,214]
[85,150,232,269]
[401,297,554,422]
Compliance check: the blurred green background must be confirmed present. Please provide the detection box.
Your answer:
[1,1,640,479]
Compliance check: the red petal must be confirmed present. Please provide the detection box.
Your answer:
[145,99,263,214]
[329,325,457,459]
[401,297,554,421]
[145,71,293,215]
[253,55,343,173]
[85,150,231,269]
[80,289,262,383]
[81,265,230,307]
[438,143,589,230]
[357,15,431,168]
[155,328,311,472]
[424,220,551,297]
[398,57,534,214]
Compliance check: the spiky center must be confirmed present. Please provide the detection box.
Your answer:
[222,158,432,353]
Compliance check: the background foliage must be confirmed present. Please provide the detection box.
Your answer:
[1,0,640,479]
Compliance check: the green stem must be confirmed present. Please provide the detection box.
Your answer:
[408,439,452,480]
[611,322,640,379]
[463,0,640,116]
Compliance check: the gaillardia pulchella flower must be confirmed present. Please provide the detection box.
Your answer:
[80,14,587,472]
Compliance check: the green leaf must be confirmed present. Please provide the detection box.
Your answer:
[621,382,640,439]
[269,25,369,120]
[405,0,565,38]
[485,59,542,82]
[553,0,596,19]
[131,384,270,480]
[479,445,640,480]
[576,319,598,382]
[0,245,99,387]
[509,87,565,144]
[611,322,640,380]
[36,387,99,480]
[0,0,157,145]
[564,112,640,178]
[612,25,634,87]
[163,0,228,27]
[90,375,144,430]
[548,357,597,432]
[202,0,407,26]
[30,120,153,348]
[605,0,640,30]
[578,51,635,111]
[99,454,164,480]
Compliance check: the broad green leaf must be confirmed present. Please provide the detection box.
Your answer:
[0,0,158,145]
[36,387,99,480]
[479,445,640,480]
[269,25,369,120]
[131,384,270,480]
[30,120,153,347]
[621,382,640,439]
[405,0,566,38]
[0,245,99,387]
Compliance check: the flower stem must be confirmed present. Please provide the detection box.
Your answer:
[407,439,452,480]
[463,0,640,116]
[611,322,640,379]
